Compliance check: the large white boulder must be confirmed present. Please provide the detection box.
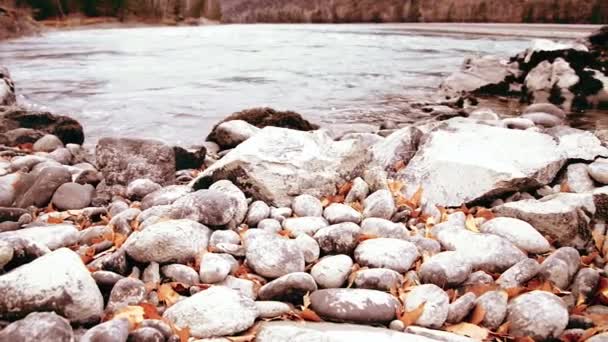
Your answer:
[440,55,518,95]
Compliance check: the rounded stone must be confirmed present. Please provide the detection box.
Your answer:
[246,200,271,227]
[353,268,404,291]
[255,301,294,319]
[363,190,396,220]
[360,218,408,239]
[295,233,320,264]
[246,233,305,278]
[323,203,362,224]
[126,179,162,200]
[292,194,323,217]
[419,251,472,288]
[571,268,600,302]
[128,327,164,342]
[314,222,361,254]
[283,217,329,237]
[199,253,237,284]
[0,240,13,269]
[404,284,449,328]
[476,290,508,330]
[161,264,200,286]
[258,272,318,301]
[33,134,64,153]
[310,288,400,323]
[0,312,74,342]
[539,247,580,289]
[80,318,129,342]
[523,103,566,119]
[480,217,550,254]
[507,291,569,340]
[258,219,282,233]
[210,230,241,247]
[105,278,146,314]
[51,182,94,211]
[447,292,477,324]
[311,255,353,289]
[354,238,419,273]
[588,159,608,184]
[497,258,541,289]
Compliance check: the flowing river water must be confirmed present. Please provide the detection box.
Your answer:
[0,24,603,145]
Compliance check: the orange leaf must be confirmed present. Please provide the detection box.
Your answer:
[469,304,486,325]
[299,308,323,322]
[349,201,363,212]
[139,303,162,320]
[338,182,353,196]
[514,337,536,342]
[388,180,405,194]
[560,182,571,193]
[277,230,291,238]
[112,305,144,329]
[445,323,489,340]
[506,286,528,299]
[347,263,361,288]
[587,313,608,327]
[399,302,425,326]
[47,216,64,224]
[410,186,423,209]
[80,246,96,264]
[235,263,254,278]
[475,207,495,221]
[465,214,479,233]
[465,283,499,297]
[177,326,190,342]
[357,234,378,243]
[393,160,406,172]
[113,233,127,248]
[158,283,181,307]
[581,252,599,266]
[496,321,511,336]
[598,277,608,305]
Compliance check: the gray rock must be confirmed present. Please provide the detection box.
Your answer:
[162,286,257,339]
[314,222,361,254]
[270,207,292,221]
[323,203,362,224]
[389,319,405,331]
[405,326,477,342]
[546,126,608,161]
[126,179,162,200]
[213,120,261,149]
[406,235,442,256]
[360,218,408,239]
[0,312,73,342]
[33,134,64,152]
[80,318,129,342]
[589,158,608,184]
[0,172,24,206]
[193,127,370,207]
[539,247,580,289]
[354,238,419,273]
[565,163,595,193]
[0,240,13,269]
[310,288,400,323]
[419,251,472,288]
[91,271,124,288]
[311,255,353,288]
[507,291,569,340]
[521,113,563,127]
[370,126,422,174]
[353,268,404,291]
[258,272,318,301]
[105,278,146,313]
[169,189,239,227]
[480,217,550,254]
[246,200,270,227]
[123,219,211,263]
[96,137,175,186]
[292,194,323,217]
[396,119,565,207]
[283,217,328,237]
[0,248,104,323]
[440,55,514,95]
[447,292,477,324]
[209,180,248,229]
[199,253,236,284]
[255,301,294,318]
[246,233,304,278]
[524,103,566,119]
[363,190,396,220]
[141,185,191,210]
[345,177,369,203]
[210,230,241,247]
[51,182,94,210]
[463,271,495,287]
[217,275,256,300]
[142,262,160,285]
[15,166,71,208]
[469,108,500,121]
[139,319,173,339]
[404,284,449,328]
[128,327,164,342]
[476,290,508,329]
[497,258,541,289]
[295,233,320,264]
[162,264,200,285]
[0,224,79,250]
[571,268,600,302]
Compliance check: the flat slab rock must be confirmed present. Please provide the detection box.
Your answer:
[396,119,567,207]
[192,127,370,207]
[310,288,400,323]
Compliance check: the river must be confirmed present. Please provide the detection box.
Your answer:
[0,24,596,145]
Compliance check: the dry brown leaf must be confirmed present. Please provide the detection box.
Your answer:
[469,304,486,325]
[399,302,425,326]
[496,321,511,336]
[592,229,606,253]
[347,263,361,288]
[299,308,323,322]
[80,246,96,264]
[130,219,140,232]
[302,292,311,310]
[338,182,353,196]
[445,323,490,340]
[139,302,162,320]
[175,326,190,342]
[410,186,423,208]
[475,207,495,221]
[388,180,405,194]
[393,160,406,172]
[277,230,291,238]
[560,182,571,193]
[47,216,64,224]
[465,214,479,233]
[112,305,144,329]
[506,286,528,299]
[158,283,181,307]
[235,263,254,278]
[113,233,127,248]
[357,234,378,243]
[465,283,499,297]
[349,201,363,212]
[587,313,608,327]
[514,336,536,342]
[581,252,599,266]
[598,277,608,305]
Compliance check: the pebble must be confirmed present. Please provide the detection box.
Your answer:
[283,216,328,236]
[91,271,124,288]
[310,288,400,323]
[419,251,472,288]
[162,264,200,286]
[258,218,282,233]
[345,177,369,203]
[323,203,362,224]
[292,194,323,217]
[405,326,477,342]
[523,103,566,119]
[314,222,361,254]
[210,230,241,247]
[140,185,191,210]
[462,271,495,287]
[105,277,146,314]
[246,233,304,278]
[480,217,550,254]
[123,219,211,263]
[497,258,541,289]
[571,268,600,302]
[354,238,419,273]
[475,290,508,329]
[539,247,580,289]
[208,180,248,229]
[363,190,396,220]
[311,255,353,288]
[170,189,239,227]
[199,253,237,284]
[521,112,563,127]
[128,327,164,342]
[389,319,405,331]
[142,262,161,285]
[353,268,404,291]
[404,284,449,328]
[0,311,74,342]
[33,134,64,152]
[0,224,79,250]
[507,291,569,340]
[80,318,129,342]
[589,159,608,184]
[51,182,94,210]
[126,179,162,200]
[258,272,318,301]
[447,292,477,324]
[255,301,294,318]
[295,233,320,263]
[565,163,595,193]
[0,240,13,269]
[15,166,71,208]
[246,200,270,227]
[360,217,408,239]
[163,286,257,339]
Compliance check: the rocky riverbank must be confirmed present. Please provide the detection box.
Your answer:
[0,5,40,40]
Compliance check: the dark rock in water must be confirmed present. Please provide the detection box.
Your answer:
[588,26,608,51]
[14,166,71,208]
[96,137,176,186]
[207,107,318,143]
[0,106,84,145]
[0,312,74,342]
[1,128,44,146]
[173,145,206,170]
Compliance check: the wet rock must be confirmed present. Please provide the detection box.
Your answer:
[173,145,206,171]
[126,179,162,200]
[345,177,369,203]
[81,318,129,342]
[0,224,78,250]
[310,288,400,323]
[419,251,472,288]
[295,233,320,263]
[162,264,200,286]
[246,233,304,278]
[589,158,608,184]
[199,253,236,284]
[507,291,569,341]
[0,248,103,323]
[170,189,239,227]
[15,166,71,208]
[404,284,449,328]
[360,218,408,239]
[523,103,566,119]
[440,55,514,95]
[363,190,396,220]
[432,225,526,273]
[0,107,84,145]
[0,312,73,342]
[311,255,353,288]
[246,200,270,227]
[539,247,580,289]
[106,278,146,314]
[323,203,362,224]
[163,286,257,339]
[124,219,211,263]
[476,291,508,329]
[283,216,328,237]
[211,120,261,149]
[571,268,600,302]
[128,327,164,342]
[353,268,403,291]
[314,222,361,254]
[497,258,541,289]
[141,185,191,210]
[208,180,248,229]
[51,182,94,210]
[354,238,419,273]
[96,137,175,186]
[396,119,565,207]
[255,301,294,318]
[292,194,323,217]
[258,272,318,301]
[480,217,550,254]
[193,127,369,207]
[447,292,477,324]
[370,126,422,174]
[209,230,240,247]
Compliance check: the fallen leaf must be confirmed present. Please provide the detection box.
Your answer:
[158,283,181,307]
[587,313,608,327]
[357,233,378,243]
[393,160,406,172]
[514,337,535,342]
[299,308,323,322]
[388,180,405,194]
[469,304,486,325]
[598,277,608,305]
[592,229,606,253]
[112,305,144,329]
[581,252,599,266]
[465,214,479,232]
[347,263,361,288]
[47,216,64,224]
[445,323,489,340]
[80,246,96,264]
[560,182,571,193]
[496,321,511,336]
[349,201,363,212]
[338,182,352,196]
[302,292,311,310]
[113,233,127,248]
[175,326,190,342]
[475,207,495,221]
[399,302,425,326]
[506,286,528,299]
[465,284,499,297]
[277,230,291,238]
[139,303,162,320]
[410,186,423,209]
[235,263,254,278]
